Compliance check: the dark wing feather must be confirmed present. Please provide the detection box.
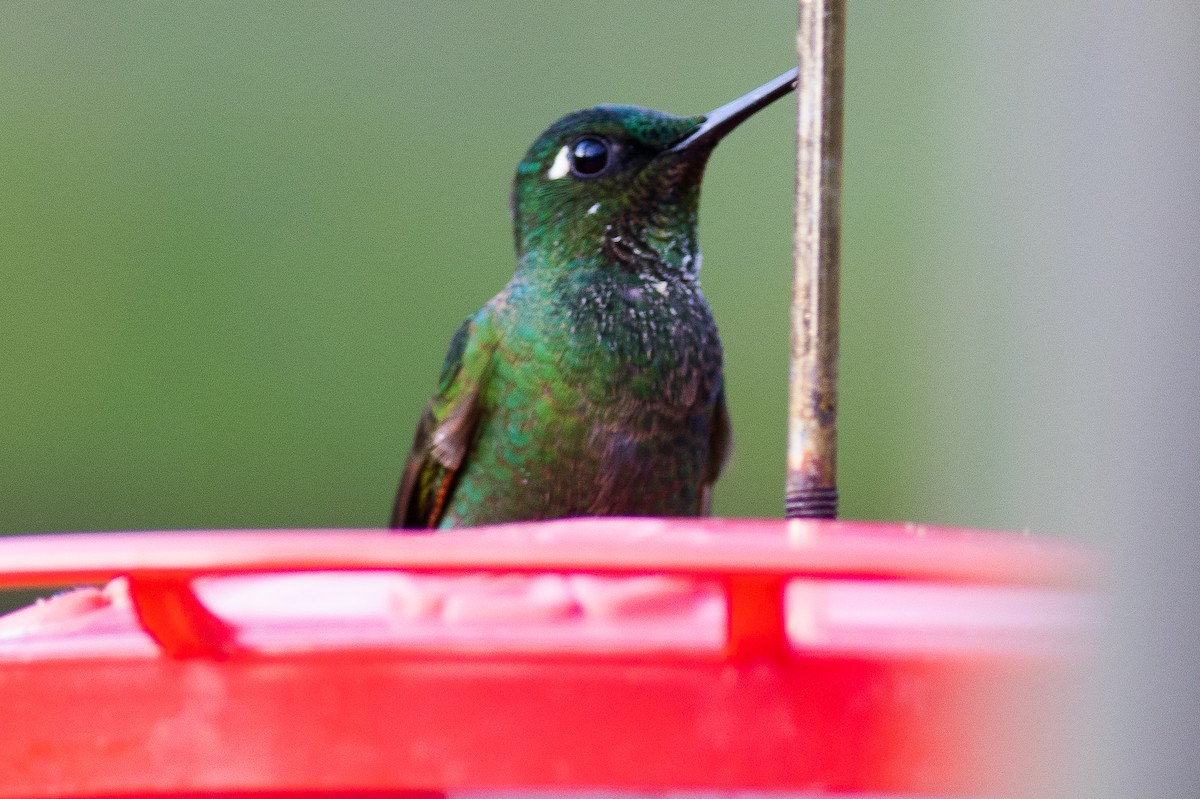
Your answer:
[698,384,732,516]
[390,316,493,529]
[391,409,447,528]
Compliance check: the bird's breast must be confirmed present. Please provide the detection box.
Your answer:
[515,274,724,410]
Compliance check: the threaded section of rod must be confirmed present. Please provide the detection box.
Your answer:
[785,486,838,519]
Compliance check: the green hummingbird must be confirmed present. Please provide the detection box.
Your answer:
[392,68,798,529]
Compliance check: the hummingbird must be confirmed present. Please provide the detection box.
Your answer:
[392,68,798,529]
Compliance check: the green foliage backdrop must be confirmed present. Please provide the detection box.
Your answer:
[0,3,1024,535]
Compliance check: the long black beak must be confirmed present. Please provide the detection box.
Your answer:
[670,67,798,153]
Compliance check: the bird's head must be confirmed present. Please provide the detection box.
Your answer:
[510,69,797,279]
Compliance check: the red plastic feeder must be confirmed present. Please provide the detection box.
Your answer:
[0,518,1095,798]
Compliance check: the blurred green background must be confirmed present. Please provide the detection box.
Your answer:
[0,2,1074,535]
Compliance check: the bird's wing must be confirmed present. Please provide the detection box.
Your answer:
[391,312,498,529]
[698,384,732,516]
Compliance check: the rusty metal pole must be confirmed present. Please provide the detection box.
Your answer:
[786,0,845,519]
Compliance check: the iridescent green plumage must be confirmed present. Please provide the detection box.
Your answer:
[392,70,797,529]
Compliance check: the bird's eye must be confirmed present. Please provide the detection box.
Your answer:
[570,137,610,177]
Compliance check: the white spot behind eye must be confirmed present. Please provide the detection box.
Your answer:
[547,146,570,180]
[587,202,600,215]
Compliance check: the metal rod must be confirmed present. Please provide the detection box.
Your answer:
[786,0,845,519]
